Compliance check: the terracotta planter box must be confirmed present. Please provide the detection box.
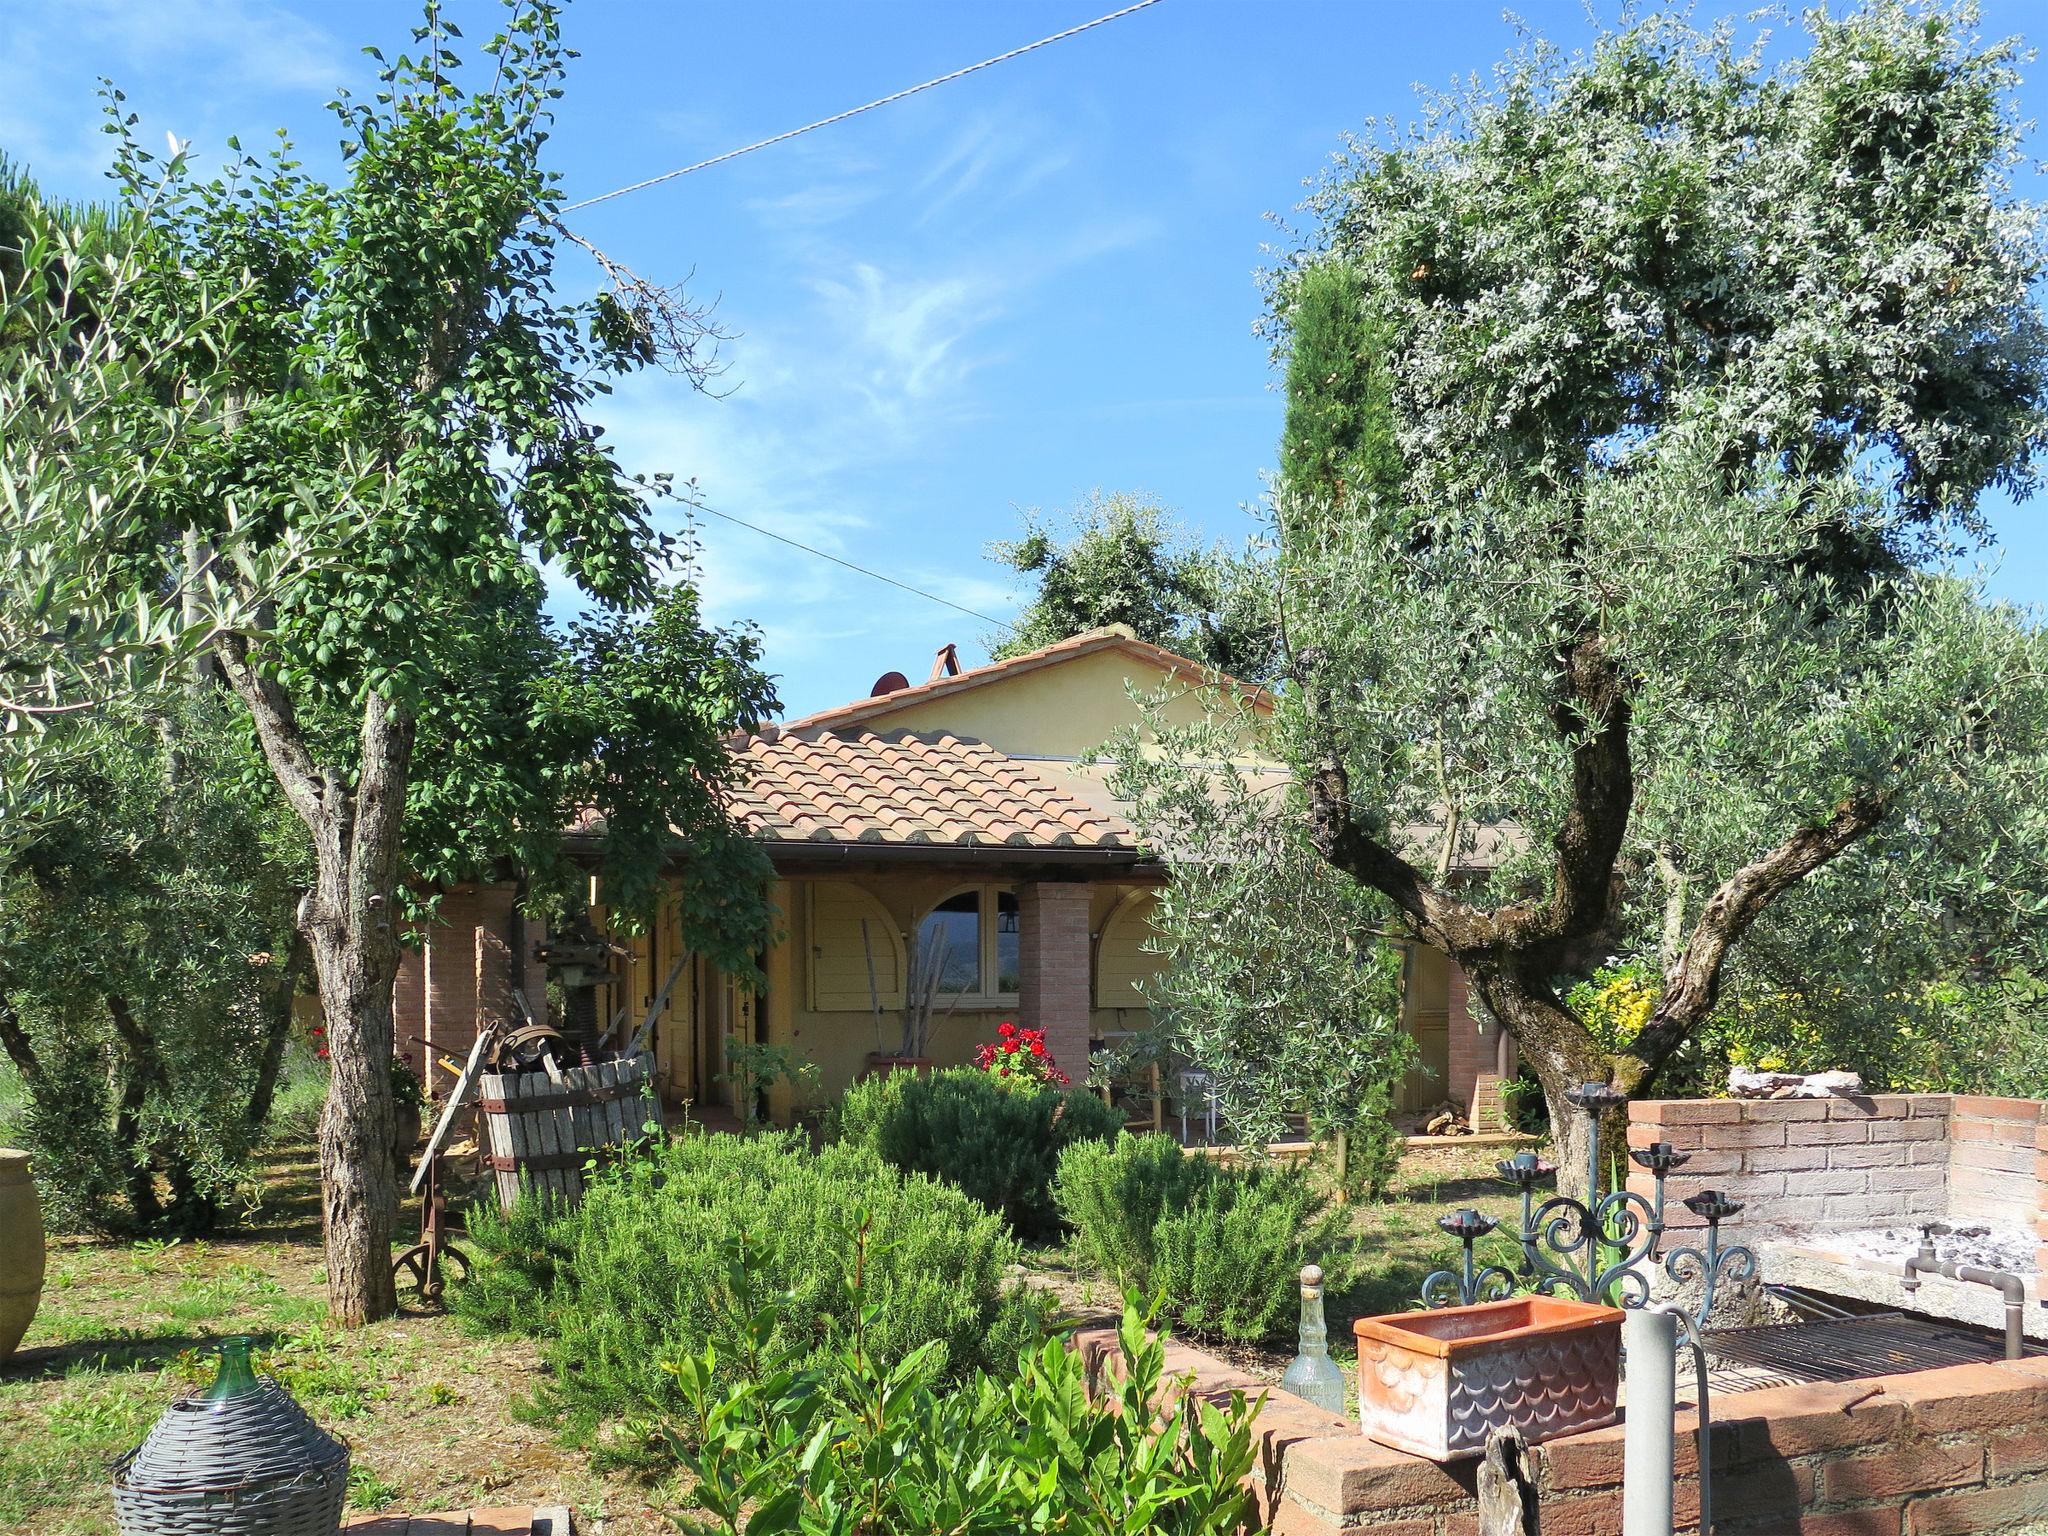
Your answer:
[1353,1296,1621,1460]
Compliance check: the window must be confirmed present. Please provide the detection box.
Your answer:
[994,890,1020,994]
[915,886,1021,1002]
[921,891,983,993]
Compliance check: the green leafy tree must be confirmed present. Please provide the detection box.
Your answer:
[79,1,774,1321]
[990,493,1277,682]
[0,164,326,834]
[1263,3,2048,1190]
[0,695,309,1233]
[1277,261,1401,510]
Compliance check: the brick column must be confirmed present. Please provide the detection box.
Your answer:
[1446,964,1504,1130]
[1017,881,1092,1081]
[421,882,522,1096]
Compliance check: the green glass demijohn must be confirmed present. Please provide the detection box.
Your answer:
[111,1333,351,1536]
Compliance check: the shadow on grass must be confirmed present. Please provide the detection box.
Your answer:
[2,1327,284,1382]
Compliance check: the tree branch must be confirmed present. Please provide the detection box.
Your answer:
[0,993,43,1090]
[1293,648,1491,949]
[1620,787,1895,1080]
[212,632,326,835]
[1495,634,1634,960]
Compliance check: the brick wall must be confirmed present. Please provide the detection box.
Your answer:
[405,882,534,1098]
[1017,880,1092,1076]
[1627,1094,2048,1243]
[1627,1095,1955,1238]
[1074,1326,2048,1534]
[1444,965,1508,1132]
[1947,1096,2048,1233]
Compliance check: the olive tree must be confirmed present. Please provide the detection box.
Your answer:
[1266,2,2048,1187]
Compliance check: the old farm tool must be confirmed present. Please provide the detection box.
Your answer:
[392,1024,498,1308]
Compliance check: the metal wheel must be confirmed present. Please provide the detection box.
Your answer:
[392,1241,471,1309]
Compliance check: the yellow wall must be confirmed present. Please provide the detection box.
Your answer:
[851,646,1259,760]
[1400,945,1452,1111]
[765,872,1162,1114]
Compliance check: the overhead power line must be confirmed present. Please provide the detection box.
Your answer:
[693,501,1015,632]
[557,0,1170,215]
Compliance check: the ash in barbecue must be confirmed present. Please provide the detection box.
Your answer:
[1781,1222,2038,1275]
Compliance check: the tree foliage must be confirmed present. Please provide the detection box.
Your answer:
[989,493,1277,682]
[1256,1,2048,1175]
[1102,701,1410,1184]
[0,695,308,1233]
[48,0,775,1319]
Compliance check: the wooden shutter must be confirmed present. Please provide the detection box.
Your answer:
[806,881,905,1011]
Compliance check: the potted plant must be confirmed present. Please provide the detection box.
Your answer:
[973,1022,1071,1089]
[1353,1294,1621,1460]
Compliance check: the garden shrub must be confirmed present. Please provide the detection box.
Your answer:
[834,1066,1123,1239]
[454,1130,1048,1442]
[1055,1133,1349,1344]
[653,1229,1260,1536]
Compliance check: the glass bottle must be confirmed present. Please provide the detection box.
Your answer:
[1280,1263,1347,1416]
[203,1336,261,1401]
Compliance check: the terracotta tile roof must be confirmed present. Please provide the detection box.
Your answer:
[731,728,1140,850]
[779,625,1270,736]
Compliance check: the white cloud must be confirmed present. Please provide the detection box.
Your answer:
[0,0,348,186]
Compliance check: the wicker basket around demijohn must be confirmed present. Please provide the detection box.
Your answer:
[111,1335,350,1536]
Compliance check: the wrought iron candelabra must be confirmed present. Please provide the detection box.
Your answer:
[1421,1082,1756,1335]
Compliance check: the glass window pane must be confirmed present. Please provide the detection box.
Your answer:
[918,891,981,994]
[994,890,1020,994]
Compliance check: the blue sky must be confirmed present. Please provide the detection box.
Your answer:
[6,0,2044,717]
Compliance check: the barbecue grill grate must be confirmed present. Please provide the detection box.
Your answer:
[1700,1312,2034,1393]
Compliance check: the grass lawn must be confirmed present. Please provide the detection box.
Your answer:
[0,1142,684,1536]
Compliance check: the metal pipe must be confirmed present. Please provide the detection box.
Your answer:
[1903,1227,2027,1361]
[1624,1307,1678,1536]
[1638,1302,1715,1534]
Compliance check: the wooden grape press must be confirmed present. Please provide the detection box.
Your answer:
[392,919,673,1307]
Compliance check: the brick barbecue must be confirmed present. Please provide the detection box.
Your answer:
[1629,1094,2048,1341]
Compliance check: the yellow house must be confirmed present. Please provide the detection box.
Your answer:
[394,626,1510,1130]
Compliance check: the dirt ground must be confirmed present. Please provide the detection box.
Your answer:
[0,1143,686,1536]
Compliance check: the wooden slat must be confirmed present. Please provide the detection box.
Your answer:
[509,1075,537,1205]
[560,1062,585,1202]
[602,1060,625,1145]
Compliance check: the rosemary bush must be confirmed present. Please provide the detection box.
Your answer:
[1056,1133,1349,1344]
[454,1130,1048,1442]
[835,1067,1123,1240]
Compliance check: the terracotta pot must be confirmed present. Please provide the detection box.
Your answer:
[1353,1295,1620,1460]
[860,1053,935,1082]
[0,1148,45,1361]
